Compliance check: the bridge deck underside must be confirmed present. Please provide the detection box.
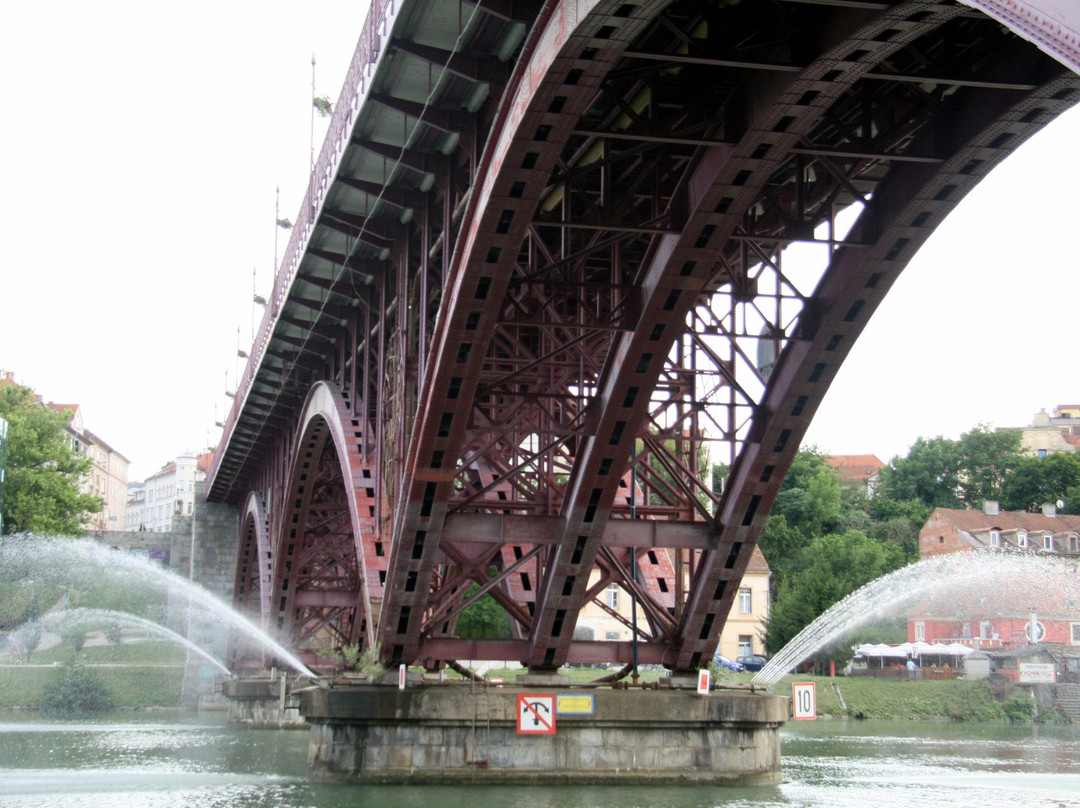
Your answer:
[208,0,1079,672]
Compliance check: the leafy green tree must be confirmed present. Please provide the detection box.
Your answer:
[456,583,512,639]
[61,625,88,653]
[758,448,844,589]
[1001,452,1080,513]
[764,528,905,660]
[757,514,806,585]
[0,382,101,534]
[864,496,931,561]
[956,425,1022,508]
[876,435,963,508]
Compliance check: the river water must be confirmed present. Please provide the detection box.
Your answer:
[1,714,1078,808]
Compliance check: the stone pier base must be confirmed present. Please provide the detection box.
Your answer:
[223,676,307,729]
[301,684,787,784]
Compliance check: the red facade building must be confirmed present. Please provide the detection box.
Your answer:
[911,502,1080,650]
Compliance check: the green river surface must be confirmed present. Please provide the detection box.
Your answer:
[1,714,1078,808]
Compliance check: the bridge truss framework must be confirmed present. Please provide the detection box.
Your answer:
[209,0,1080,674]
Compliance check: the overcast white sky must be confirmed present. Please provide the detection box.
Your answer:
[1,2,1077,482]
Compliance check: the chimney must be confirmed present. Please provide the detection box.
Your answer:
[1042,503,1057,517]
[984,501,999,516]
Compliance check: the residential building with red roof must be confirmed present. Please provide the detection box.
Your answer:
[826,454,886,496]
[912,501,1080,651]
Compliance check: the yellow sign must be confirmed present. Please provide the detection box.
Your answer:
[556,694,594,714]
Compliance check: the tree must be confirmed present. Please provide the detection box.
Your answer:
[876,435,963,508]
[0,382,101,534]
[1001,452,1080,513]
[764,528,905,660]
[956,425,1022,508]
[19,591,42,662]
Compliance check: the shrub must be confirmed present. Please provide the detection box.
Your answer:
[60,626,87,653]
[105,621,124,648]
[1002,692,1036,722]
[40,665,115,717]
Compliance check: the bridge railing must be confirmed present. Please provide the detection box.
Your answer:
[209,0,397,492]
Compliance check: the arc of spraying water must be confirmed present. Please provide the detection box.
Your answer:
[0,535,317,678]
[753,552,1080,687]
[41,608,231,676]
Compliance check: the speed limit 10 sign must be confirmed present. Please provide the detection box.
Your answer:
[792,682,816,720]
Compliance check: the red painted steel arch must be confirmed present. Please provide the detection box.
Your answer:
[208,0,1080,675]
[266,381,381,664]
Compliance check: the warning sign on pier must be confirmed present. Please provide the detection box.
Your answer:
[517,694,556,734]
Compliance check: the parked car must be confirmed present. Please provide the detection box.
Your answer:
[736,654,769,671]
[714,654,745,672]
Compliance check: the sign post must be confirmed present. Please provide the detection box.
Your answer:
[792,682,816,720]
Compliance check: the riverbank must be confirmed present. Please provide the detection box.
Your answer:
[0,641,186,710]
[0,651,1068,723]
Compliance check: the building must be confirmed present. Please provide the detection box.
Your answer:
[716,545,771,661]
[911,502,1080,650]
[574,545,771,663]
[919,501,1080,558]
[999,405,1080,458]
[126,451,212,532]
[826,454,886,497]
[51,402,130,531]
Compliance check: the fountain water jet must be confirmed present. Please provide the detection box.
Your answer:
[37,607,232,676]
[0,534,316,678]
[753,551,1080,687]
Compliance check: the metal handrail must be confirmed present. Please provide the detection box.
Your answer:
[209,0,396,491]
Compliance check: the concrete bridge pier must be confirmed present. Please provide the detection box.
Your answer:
[300,683,788,785]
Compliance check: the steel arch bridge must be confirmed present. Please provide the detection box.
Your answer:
[208,0,1080,675]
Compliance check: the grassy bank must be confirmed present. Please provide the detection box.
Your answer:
[0,641,186,710]
[0,654,1060,722]
[773,674,1009,721]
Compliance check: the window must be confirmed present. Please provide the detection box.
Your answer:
[738,635,753,657]
[739,588,752,614]
[605,631,620,640]
[1044,534,1054,551]
[1072,623,1080,644]
[1038,449,1048,458]
[1017,530,1027,549]
[606,584,620,611]
[915,621,925,641]
[1071,536,1079,553]
[961,622,971,639]
[989,531,1000,548]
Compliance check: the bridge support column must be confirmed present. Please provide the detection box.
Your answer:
[301,685,787,784]
[180,482,239,709]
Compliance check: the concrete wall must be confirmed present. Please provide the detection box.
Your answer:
[302,685,787,784]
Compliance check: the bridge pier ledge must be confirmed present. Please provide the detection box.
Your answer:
[515,671,572,686]
[300,684,787,784]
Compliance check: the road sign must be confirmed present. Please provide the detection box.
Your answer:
[517,694,556,734]
[792,682,816,720]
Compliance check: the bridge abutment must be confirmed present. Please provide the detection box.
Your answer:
[300,684,787,784]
